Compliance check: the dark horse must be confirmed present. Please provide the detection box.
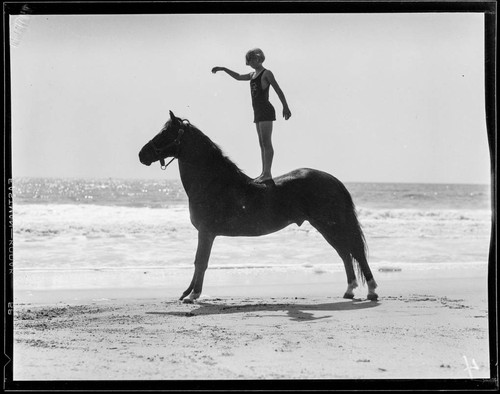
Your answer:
[139,111,378,302]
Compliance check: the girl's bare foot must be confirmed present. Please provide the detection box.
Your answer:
[254,174,272,183]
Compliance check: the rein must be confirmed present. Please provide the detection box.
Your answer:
[150,125,186,170]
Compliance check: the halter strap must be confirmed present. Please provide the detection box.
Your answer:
[159,156,176,170]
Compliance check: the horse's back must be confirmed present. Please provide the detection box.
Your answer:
[274,168,337,184]
[270,168,355,216]
[273,168,348,196]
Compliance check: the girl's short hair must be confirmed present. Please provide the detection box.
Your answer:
[246,48,265,64]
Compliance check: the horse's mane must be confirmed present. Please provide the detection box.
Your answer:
[184,120,252,184]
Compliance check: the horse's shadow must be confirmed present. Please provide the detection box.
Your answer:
[148,299,380,322]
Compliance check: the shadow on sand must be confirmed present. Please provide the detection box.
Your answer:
[147,299,380,322]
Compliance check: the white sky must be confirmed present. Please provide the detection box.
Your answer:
[10,13,490,184]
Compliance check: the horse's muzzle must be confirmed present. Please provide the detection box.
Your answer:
[138,148,152,166]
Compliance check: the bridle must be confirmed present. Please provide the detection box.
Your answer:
[149,123,187,170]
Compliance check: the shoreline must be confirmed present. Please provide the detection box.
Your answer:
[13,261,488,305]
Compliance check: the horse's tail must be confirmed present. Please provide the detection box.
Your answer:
[348,204,369,286]
[336,180,369,286]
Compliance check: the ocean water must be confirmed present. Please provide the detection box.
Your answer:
[10,178,492,291]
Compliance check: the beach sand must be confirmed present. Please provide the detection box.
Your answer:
[11,264,491,382]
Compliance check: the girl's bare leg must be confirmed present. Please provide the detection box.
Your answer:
[255,121,274,182]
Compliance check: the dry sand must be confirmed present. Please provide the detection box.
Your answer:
[10,265,492,383]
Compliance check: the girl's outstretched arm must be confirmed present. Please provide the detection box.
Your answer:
[264,71,291,120]
[212,66,252,81]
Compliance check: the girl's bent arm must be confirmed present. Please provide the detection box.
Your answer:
[265,71,291,120]
[212,66,252,81]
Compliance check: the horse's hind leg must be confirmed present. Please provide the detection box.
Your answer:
[333,244,361,299]
[311,221,358,299]
[340,253,358,299]
[367,279,378,301]
[354,253,378,301]
[346,238,378,301]
[180,232,215,303]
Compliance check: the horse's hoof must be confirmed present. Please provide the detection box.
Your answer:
[367,293,378,301]
[190,292,201,300]
[343,293,355,299]
[183,298,194,304]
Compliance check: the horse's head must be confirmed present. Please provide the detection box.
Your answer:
[139,111,187,168]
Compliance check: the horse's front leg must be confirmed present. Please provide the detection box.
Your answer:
[179,231,215,303]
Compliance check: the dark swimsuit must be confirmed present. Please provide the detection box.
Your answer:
[250,69,276,123]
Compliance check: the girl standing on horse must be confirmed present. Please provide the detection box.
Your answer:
[212,48,292,183]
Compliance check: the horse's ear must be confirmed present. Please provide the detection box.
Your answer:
[169,111,176,121]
